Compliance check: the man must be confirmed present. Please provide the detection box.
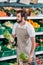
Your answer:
[12,10,37,65]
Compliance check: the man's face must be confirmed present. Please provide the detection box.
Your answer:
[17,13,22,23]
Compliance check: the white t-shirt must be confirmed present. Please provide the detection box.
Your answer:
[12,22,35,37]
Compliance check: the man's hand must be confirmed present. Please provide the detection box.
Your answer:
[28,54,33,63]
[9,34,16,44]
[9,40,13,44]
[29,57,32,63]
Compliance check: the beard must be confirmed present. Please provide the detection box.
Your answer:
[17,19,22,23]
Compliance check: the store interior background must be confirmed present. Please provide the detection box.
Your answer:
[0,0,43,65]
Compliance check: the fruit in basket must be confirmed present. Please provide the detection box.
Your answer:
[19,52,28,62]
[27,20,40,28]
[3,21,13,28]
[0,11,7,17]
[4,30,14,42]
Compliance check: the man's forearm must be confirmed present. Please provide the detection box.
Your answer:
[30,42,35,55]
[30,37,36,57]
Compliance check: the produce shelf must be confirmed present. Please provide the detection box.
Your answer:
[0,3,43,8]
[0,17,43,20]
[0,17,17,20]
[35,32,43,35]
[0,51,43,61]
[0,35,4,38]
[0,55,17,61]
[27,17,43,19]
[35,51,43,55]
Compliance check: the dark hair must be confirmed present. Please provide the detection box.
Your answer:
[17,10,27,20]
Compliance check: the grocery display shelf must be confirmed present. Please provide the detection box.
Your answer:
[0,35,4,38]
[35,32,43,35]
[0,55,17,61]
[27,17,43,19]
[35,51,43,55]
[0,2,43,8]
[0,17,43,20]
[0,51,43,61]
[0,17,17,20]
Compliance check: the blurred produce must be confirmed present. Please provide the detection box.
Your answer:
[4,30,14,42]
[36,57,42,64]
[0,7,17,17]
[0,7,43,17]
[0,11,7,17]
[35,35,43,52]
[35,43,40,47]
[6,44,16,50]
[19,52,28,62]
[3,21,13,29]
[27,19,40,28]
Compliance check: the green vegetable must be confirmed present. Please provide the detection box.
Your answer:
[19,52,28,62]
[4,30,14,42]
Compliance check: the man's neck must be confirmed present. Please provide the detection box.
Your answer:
[20,20,26,26]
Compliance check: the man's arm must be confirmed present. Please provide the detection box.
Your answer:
[30,37,36,57]
[11,23,18,42]
[27,23,36,62]
[29,37,36,63]
[12,34,16,39]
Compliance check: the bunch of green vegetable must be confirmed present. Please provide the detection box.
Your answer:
[19,52,28,62]
[4,30,14,42]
